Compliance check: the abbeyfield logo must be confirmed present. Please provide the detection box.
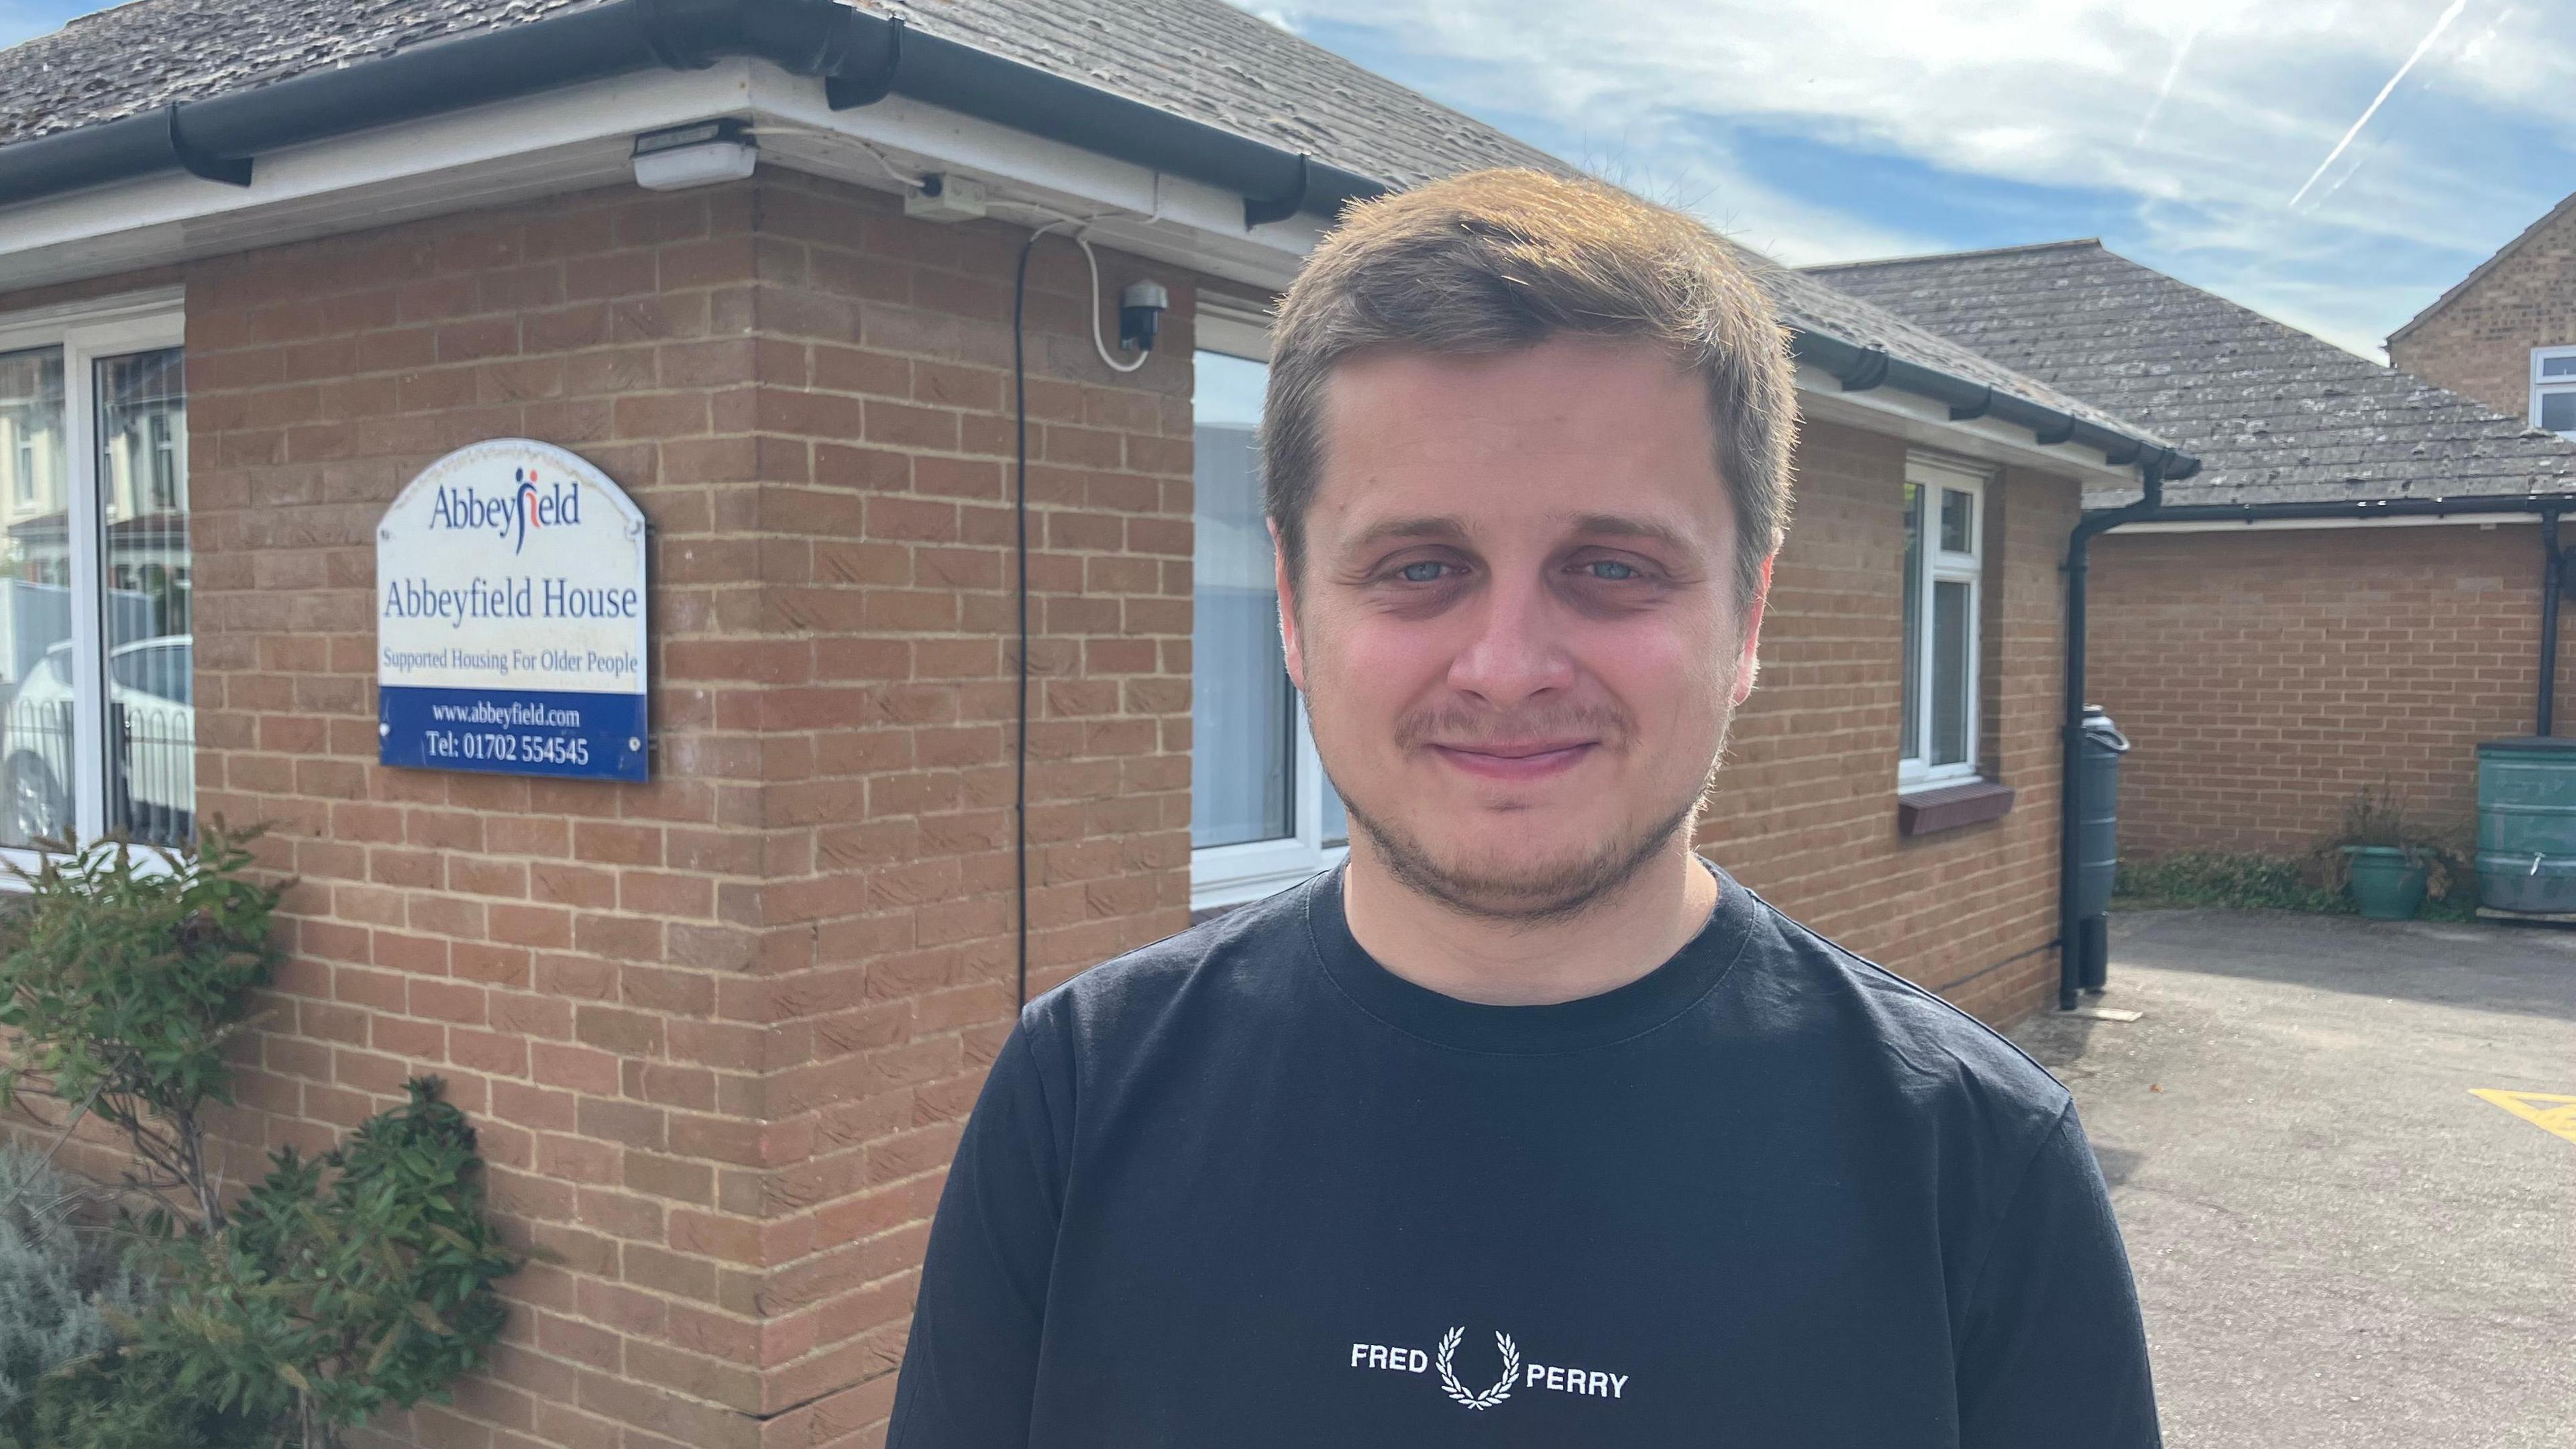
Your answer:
[1350,1326,1628,1411]
[427,466,581,555]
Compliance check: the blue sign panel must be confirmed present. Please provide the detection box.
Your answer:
[376,440,649,782]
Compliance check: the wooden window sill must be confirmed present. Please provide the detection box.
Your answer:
[1897,779,2016,837]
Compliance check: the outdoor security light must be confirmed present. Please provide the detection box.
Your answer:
[1119,280,1170,354]
[631,118,757,192]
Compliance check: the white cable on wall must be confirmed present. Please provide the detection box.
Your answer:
[1073,230,1152,374]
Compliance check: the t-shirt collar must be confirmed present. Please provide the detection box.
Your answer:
[1299,856,1758,1055]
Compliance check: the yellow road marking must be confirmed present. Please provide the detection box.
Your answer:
[2469,1089,2576,1145]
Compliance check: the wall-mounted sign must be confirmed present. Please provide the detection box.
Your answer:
[377,439,649,781]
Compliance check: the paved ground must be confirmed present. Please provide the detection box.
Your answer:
[2008,909,2576,1449]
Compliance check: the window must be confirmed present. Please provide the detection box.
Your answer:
[0,293,193,859]
[2532,347,2576,438]
[1899,455,1985,789]
[1189,307,1346,911]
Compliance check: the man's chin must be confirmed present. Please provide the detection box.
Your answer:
[1351,814,1680,925]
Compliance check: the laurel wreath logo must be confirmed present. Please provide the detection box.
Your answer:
[1434,1326,1519,1411]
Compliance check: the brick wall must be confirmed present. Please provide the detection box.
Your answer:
[2390,200,2576,417]
[2088,522,2570,859]
[1701,423,2078,1024]
[1,171,1193,1449]
[0,166,2094,1448]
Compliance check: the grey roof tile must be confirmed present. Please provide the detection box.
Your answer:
[0,0,2169,460]
[1808,239,2576,508]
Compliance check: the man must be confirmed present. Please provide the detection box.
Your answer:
[888,168,2160,1446]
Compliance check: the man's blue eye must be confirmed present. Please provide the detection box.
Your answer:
[1587,560,1638,580]
[1398,561,1449,583]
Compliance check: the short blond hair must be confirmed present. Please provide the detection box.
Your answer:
[1263,168,1796,612]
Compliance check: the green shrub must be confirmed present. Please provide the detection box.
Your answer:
[141,1079,515,1442]
[0,1148,148,1422]
[0,822,285,1233]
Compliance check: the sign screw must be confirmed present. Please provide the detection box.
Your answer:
[628,737,641,750]
[378,722,390,736]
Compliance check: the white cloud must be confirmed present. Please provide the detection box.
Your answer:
[1245,0,2569,359]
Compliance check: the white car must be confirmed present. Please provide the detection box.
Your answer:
[1,634,193,849]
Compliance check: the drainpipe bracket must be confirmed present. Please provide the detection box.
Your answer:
[1947,384,1994,422]
[1244,152,1312,229]
[824,13,904,109]
[165,105,251,188]
[2031,414,2077,447]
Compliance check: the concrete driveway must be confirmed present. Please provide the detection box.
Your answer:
[2008,908,2576,1449]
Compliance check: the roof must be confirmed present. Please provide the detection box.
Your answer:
[2387,189,2576,347]
[1809,239,2576,508]
[0,0,1567,184]
[0,0,2171,469]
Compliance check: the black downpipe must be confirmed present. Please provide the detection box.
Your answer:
[1008,229,1047,1012]
[2059,455,2166,1011]
[2544,508,2564,739]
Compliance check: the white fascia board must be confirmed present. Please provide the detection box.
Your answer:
[1792,364,2141,492]
[0,58,1323,299]
[2112,513,2545,534]
[0,64,763,293]
[745,65,1322,292]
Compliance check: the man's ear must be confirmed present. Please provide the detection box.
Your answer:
[1272,519,1307,692]
[1730,551,1774,708]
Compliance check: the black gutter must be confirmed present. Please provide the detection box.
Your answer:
[1792,332,2203,483]
[0,0,1381,228]
[2061,487,2576,1008]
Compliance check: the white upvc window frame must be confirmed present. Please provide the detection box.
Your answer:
[1187,303,1348,914]
[1898,453,1988,792]
[2531,346,2576,439]
[0,288,186,881]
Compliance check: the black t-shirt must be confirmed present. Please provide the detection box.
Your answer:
[888,862,2159,1447]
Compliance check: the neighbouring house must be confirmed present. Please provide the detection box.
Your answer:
[0,1,2186,1444]
[2389,189,2576,429]
[1814,239,2576,863]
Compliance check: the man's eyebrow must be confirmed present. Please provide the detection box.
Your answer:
[1568,513,1697,552]
[1340,515,1470,553]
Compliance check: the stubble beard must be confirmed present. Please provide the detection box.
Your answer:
[1332,669,1741,928]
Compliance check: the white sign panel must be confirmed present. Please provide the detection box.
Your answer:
[376,439,649,780]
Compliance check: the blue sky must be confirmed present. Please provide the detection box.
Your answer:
[7,0,2567,360]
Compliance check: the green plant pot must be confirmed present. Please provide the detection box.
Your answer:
[2343,845,2428,921]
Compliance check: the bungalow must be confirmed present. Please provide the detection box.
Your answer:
[1814,239,2576,870]
[0,1,2184,1444]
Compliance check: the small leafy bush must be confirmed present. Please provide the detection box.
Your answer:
[142,1079,515,1441]
[0,1147,148,1422]
[0,822,284,1232]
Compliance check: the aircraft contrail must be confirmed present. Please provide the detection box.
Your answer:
[2287,0,2469,209]
[2132,23,2204,148]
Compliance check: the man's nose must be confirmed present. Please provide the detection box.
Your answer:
[1446,573,1575,707]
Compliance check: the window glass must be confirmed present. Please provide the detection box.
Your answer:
[1900,481,1923,759]
[1191,351,1294,849]
[2541,354,2576,378]
[0,347,69,848]
[1932,578,1972,767]
[2542,390,2576,435]
[1939,488,1974,554]
[97,348,191,848]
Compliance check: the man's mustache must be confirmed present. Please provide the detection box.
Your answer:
[1391,703,1635,752]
